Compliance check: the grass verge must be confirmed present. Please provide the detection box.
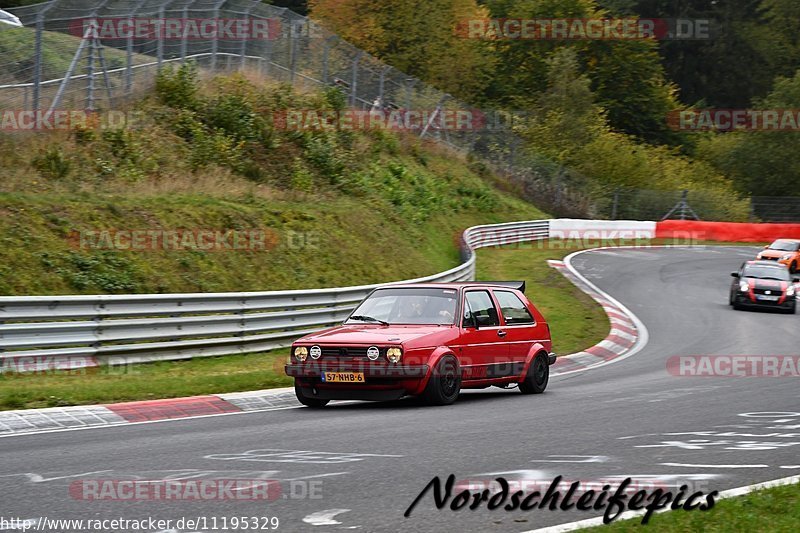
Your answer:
[585,480,800,532]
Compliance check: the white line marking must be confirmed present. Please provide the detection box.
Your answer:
[285,472,349,481]
[519,474,800,533]
[659,463,768,469]
[551,247,651,377]
[532,455,609,464]
[302,509,350,526]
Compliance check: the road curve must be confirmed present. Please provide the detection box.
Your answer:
[1,246,798,533]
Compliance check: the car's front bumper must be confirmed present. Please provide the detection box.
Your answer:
[285,362,429,379]
[733,293,795,309]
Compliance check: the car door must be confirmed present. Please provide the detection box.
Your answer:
[491,290,543,371]
[458,290,509,380]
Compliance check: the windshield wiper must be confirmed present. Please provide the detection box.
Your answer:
[349,315,390,326]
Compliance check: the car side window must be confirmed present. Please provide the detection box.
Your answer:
[494,290,535,325]
[464,291,499,327]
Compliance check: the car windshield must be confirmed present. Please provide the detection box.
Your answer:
[346,287,458,325]
[768,240,800,252]
[742,265,791,281]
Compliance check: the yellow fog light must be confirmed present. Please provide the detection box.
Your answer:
[294,346,308,362]
[386,347,402,364]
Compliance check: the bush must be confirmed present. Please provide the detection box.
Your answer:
[32,147,71,180]
[155,63,199,110]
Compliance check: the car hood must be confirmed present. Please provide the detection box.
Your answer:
[298,324,455,346]
[744,277,789,292]
[759,250,792,258]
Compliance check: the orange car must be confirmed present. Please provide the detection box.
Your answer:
[756,239,800,273]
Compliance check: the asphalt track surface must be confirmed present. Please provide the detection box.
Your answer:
[1,246,799,533]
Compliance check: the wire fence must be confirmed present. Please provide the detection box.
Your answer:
[1,0,799,222]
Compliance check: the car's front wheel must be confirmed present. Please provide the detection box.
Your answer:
[295,385,330,408]
[421,355,461,406]
[519,353,549,394]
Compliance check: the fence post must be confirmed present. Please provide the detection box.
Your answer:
[86,31,96,111]
[420,95,447,139]
[404,78,415,112]
[48,23,93,114]
[31,0,61,110]
[349,51,362,107]
[611,189,619,220]
[680,189,688,220]
[181,1,197,64]
[378,65,390,103]
[321,37,333,85]
[211,0,226,71]
[240,0,261,70]
[157,4,165,68]
[32,13,44,111]
[126,0,148,97]
[288,20,298,83]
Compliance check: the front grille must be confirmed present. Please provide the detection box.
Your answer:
[753,288,783,295]
[318,346,384,360]
[761,256,779,261]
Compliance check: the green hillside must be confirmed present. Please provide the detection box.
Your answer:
[0,65,544,295]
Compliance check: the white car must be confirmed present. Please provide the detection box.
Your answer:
[0,9,23,27]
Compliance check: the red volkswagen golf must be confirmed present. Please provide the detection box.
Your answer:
[285,282,556,407]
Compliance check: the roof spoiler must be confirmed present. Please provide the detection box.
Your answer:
[457,281,526,293]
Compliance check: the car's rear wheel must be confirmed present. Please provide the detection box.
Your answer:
[421,355,461,406]
[519,353,549,394]
[295,385,330,408]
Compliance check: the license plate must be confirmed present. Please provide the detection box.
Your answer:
[757,295,779,301]
[321,372,365,383]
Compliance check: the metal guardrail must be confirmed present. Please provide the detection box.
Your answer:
[0,220,550,369]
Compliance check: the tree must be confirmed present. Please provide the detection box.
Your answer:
[483,0,684,145]
[308,0,496,101]
[697,69,800,196]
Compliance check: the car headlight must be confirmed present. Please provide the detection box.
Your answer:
[386,347,402,364]
[294,346,308,362]
[756,253,763,259]
[788,285,796,297]
[782,254,793,261]
[739,281,749,292]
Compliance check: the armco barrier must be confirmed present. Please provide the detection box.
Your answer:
[4,218,790,371]
[0,220,552,370]
[550,219,656,239]
[656,220,800,242]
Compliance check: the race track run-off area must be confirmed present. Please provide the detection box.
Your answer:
[0,246,798,533]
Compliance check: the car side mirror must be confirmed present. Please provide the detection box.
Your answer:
[730,272,739,278]
[764,245,769,249]
[793,278,800,283]
[463,311,479,329]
